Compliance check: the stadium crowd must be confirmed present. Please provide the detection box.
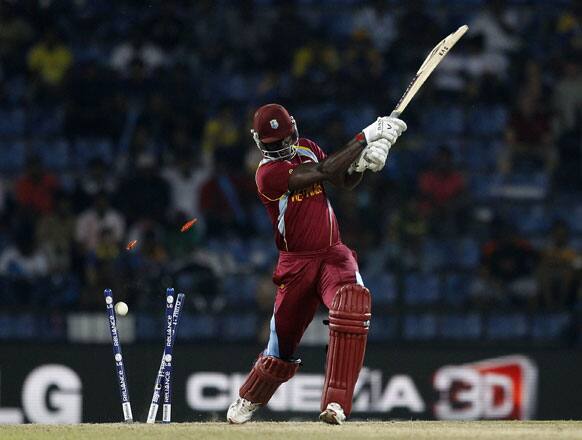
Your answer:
[0,0,581,344]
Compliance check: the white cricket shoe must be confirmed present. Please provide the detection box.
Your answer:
[319,402,346,425]
[227,397,259,424]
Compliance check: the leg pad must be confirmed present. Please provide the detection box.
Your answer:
[239,354,300,405]
[321,284,371,416]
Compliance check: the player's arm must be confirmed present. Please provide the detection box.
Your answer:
[289,117,407,191]
[343,168,364,189]
[288,135,366,191]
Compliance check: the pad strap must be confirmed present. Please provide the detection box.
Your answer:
[239,354,301,405]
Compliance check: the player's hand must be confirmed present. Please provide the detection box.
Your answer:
[364,138,392,172]
[361,117,407,144]
[351,117,406,173]
[349,138,391,173]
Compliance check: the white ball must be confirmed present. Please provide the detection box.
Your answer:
[115,301,129,316]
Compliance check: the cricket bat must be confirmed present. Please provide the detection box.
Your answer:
[390,25,468,118]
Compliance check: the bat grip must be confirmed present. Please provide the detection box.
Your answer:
[390,110,401,118]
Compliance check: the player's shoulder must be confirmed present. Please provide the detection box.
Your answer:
[296,137,326,161]
[296,137,320,152]
[255,156,292,186]
[256,156,289,174]
[255,157,294,201]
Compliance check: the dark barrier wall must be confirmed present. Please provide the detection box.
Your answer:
[0,344,579,423]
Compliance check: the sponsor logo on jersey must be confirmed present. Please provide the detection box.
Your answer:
[290,183,323,203]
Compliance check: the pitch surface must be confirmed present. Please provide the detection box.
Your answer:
[2,421,582,439]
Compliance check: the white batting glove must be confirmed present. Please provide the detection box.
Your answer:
[364,138,392,172]
[350,117,407,173]
[349,138,391,173]
[361,116,407,144]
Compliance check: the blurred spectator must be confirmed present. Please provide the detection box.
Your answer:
[0,224,49,306]
[255,69,285,104]
[388,196,429,270]
[75,192,125,254]
[341,32,384,102]
[199,149,256,237]
[82,226,122,307]
[37,193,75,273]
[27,29,73,89]
[471,221,538,307]
[553,112,582,190]
[0,228,48,279]
[116,153,170,224]
[555,1,582,52]
[174,257,223,312]
[435,34,509,95]
[163,149,210,219]
[553,58,582,135]
[537,220,580,309]
[500,93,554,174]
[76,193,125,306]
[521,61,547,103]
[201,106,241,165]
[352,0,396,53]
[130,224,169,280]
[128,125,158,160]
[110,33,166,75]
[418,146,467,236]
[0,4,34,73]
[73,158,118,212]
[15,156,60,215]
[469,0,521,53]
[164,212,200,260]
[292,39,340,101]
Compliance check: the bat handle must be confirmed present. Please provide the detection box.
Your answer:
[390,110,401,118]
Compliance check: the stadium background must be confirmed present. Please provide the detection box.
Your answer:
[0,0,581,424]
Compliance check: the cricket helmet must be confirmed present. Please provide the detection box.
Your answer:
[251,103,298,160]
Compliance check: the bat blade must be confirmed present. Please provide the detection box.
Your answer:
[391,25,468,118]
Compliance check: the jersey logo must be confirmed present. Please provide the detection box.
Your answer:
[290,182,323,203]
[270,119,279,129]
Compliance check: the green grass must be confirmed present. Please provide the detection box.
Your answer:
[1,421,582,440]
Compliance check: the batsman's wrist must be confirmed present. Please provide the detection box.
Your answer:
[355,132,368,147]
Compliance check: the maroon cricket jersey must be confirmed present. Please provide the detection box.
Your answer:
[255,138,341,252]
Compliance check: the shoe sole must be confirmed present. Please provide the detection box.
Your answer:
[319,409,344,425]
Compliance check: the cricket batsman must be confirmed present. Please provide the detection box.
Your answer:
[227,104,406,424]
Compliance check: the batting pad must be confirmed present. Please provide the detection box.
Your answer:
[321,284,371,416]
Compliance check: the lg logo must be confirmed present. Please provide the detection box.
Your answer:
[0,365,82,424]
